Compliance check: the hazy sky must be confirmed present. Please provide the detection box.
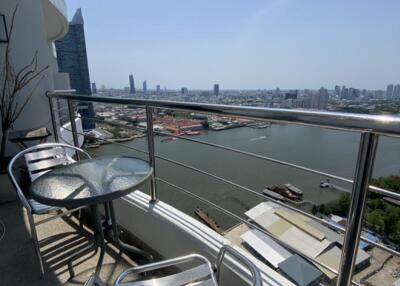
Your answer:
[66,0,399,90]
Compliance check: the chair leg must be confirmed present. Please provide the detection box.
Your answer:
[27,212,45,278]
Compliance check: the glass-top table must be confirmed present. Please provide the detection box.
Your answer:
[31,156,153,208]
[30,156,154,285]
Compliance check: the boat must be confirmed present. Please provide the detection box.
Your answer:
[265,184,302,201]
[185,131,200,135]
[160,136,178,142]
[86,144,100,149]
[262,189,285,201]
[195,208,223,234]
[320,182,330,188]
[284,183,303,196]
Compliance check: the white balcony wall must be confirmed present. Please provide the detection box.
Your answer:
[0,0,69,156]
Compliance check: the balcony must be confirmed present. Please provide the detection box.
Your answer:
[1,92,400,285]
[43,0,69,41]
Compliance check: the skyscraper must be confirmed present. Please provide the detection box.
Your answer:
[55,8,95,130]
[311,87,329,110]
[91,82,97,94]
[156,85,161,94]
[143,80,147,93]
[393,84,400,98]
[181,87,188,96]
[213,84,219,96]
[334,85,341,97]
[386,84,394,98]
[129,74,135,94]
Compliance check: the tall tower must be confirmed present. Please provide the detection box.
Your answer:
[213,84,219,96]
[91,82,97,94]
[55,8,95,130]
[386,84,394,98]
[129,74,135,94]
[393,84,400,98]
[143,80,147,93]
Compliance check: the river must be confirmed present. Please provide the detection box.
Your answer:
[90,124,400,230]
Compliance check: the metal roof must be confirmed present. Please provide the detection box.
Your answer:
[278,254,323,286]
[241,229,292,269]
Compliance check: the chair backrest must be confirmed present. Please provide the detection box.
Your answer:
[114,245,262,286]
[114,254,217,286]
[8,143,92,212]
[24,146,73,181]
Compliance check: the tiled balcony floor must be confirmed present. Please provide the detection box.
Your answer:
[0,201,141,285]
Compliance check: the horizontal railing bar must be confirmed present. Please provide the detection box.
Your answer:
[155,130,400,201]
[59,126,148,155]
[57,95,400,200]
[48,93,400,137]
[155,154,400,257]
[156,177,361,285]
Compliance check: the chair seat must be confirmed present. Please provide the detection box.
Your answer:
[28,198,60,214]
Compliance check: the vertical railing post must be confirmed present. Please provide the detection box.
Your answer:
[146,106,157,202]
[337,132,378,286]
[47,95,59,142]
[67,99,80,160]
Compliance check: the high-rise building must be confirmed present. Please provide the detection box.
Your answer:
[340,86,349,100]
[91,83,97,94]
[129,74,135,94]
[156,85,161,94]
[386,84,394,98]
[55,8,95,130]
[334,85,341,96]
[213,84,219,96]
[143,80,147,93]
[393,84,400,98]
[181,87,188,96]
[285,90,297,100]
[311,87,329,110]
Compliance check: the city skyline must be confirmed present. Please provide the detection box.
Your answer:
[66,1,400,90]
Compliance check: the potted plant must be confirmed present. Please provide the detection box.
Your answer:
[0,5,48,202]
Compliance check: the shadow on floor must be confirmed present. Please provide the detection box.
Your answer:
[0,201,140,285]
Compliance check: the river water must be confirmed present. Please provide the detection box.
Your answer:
[91,124,400,230]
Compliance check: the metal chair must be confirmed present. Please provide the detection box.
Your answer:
[7,142,92,277]
[114,245,262,286]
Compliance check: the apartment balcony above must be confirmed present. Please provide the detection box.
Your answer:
[43,0,68,41]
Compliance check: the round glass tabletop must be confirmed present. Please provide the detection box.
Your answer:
[30,156,153,207]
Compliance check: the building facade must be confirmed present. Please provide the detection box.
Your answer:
[214,84,219,96]
[129,74,135,94]
[55,8,95,130]
[386,84,394,98]
[143,80,147,93]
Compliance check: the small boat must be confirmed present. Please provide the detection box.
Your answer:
[161,136,178,142]
[320,182,330,188]
[284,184,303,196]
[185,131,200,135]
[262,189,285,201]
[86,144,100,149]
[195,208,223,234]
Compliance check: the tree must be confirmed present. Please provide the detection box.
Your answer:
[0,5,49,168]
[366,209,385,233]
[311,204,318,215]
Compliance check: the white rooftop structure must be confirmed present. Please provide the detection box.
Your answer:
[244,202,371,280]
[241,229,292,269]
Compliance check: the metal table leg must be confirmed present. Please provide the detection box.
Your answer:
[81,205,107,286]
[107,201,153,261]
[67,204,105,279]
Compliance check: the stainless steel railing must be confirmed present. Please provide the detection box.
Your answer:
[47,92,400,286]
